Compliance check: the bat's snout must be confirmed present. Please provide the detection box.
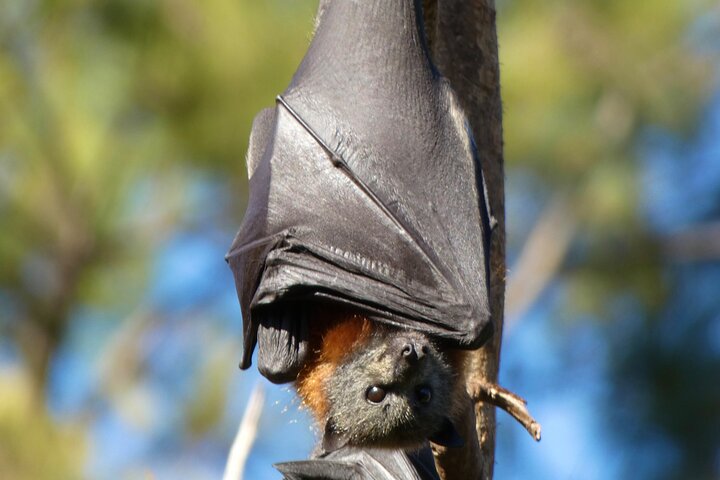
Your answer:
[394,335,430,365]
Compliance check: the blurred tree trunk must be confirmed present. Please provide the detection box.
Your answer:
[423,1,505,479]
[13,221,94,402]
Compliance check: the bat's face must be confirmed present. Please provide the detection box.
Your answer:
[322,328,462,451]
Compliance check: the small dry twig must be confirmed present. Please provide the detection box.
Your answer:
[662,221,720,261]
[223,384,266,480]
[468,381,542,442]
[505,194,575,332]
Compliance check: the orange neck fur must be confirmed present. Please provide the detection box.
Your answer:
[296,310,372,421]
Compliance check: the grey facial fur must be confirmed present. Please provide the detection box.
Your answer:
[323,327,457,450]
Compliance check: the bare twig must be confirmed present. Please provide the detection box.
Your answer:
[468,381,542,442]
[661,221,720,261]
[505,195,576,332]
[223,384,266,480]
[96,308,156,394]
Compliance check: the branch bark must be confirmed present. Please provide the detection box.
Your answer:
[423,2,505,478]
[468,381,542,442]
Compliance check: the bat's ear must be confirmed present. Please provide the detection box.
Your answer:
[246,107,276,179]
[428,417,465,448]
[322,419,349,453]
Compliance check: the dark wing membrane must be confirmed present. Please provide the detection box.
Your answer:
[275,446,439,480]
[245,107,276,179]
[275,460,364,480]
[226,103,489,370]
[226,0,494,375]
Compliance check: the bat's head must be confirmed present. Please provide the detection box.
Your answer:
[322,327,464,451]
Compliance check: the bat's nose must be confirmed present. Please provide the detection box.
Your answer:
[396,337,429,364]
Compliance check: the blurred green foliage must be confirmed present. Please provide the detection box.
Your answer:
[501,0,715,313]
[0,370,85,479]
[0,0,317,384]
[0,0,717,478]
[1,0,317,476]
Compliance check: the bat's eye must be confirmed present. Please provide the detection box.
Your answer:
[366,386,387,404]
[416,385,432,404]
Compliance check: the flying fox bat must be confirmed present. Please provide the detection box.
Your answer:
[226,0,494,384]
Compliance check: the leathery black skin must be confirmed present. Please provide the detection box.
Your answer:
[226,0,494,383]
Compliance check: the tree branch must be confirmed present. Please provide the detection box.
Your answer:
[505,195,576,332]
[468,381,542,442]
[661,221,720,261]
[431,391,483,480]
[223,384,266,480]
[427,1,506,478]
